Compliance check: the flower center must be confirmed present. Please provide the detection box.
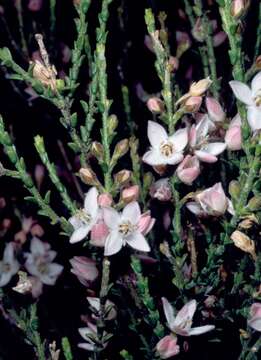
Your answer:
[160,142,174,157]
[76,209,91,225]
[118,221,135,236]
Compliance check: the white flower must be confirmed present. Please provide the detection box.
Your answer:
[78,322,109,352]
[69,187,99,244]
[25,237,63,286]
[162,297,215,336]
[229,71,261,132]
[189,115,226,163]
[0,243,19,287]
[103,202,151,256]
[87,297,117,320]
[142,121,188,166]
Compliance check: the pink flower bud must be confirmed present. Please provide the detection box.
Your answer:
[28,0,43,11]
[90,220,109,247]
[138,211,155,235]
[156,335,180,359]
[206,97,225,122]
[70,257,99,286]
[177,155,200,185]
[225,125,242,150]
[150,178,172,201]
[184,96,202,113]
[30,224,44,237]
[197,182,229,216]
[147,97,164,113]
[168,56,179,72]
[248,303,261,332]
[34,164,45,189]
[121,185,140,204]
[98,193,113,207]
[213,31,227,47]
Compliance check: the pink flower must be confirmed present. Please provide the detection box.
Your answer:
[176,155,200,185]
[150,178,172,201]
[225,114,242,151]
[247,303,261,332]
[98,193,113,207]
[121,185,140,203]
[206,97,225,123]
[138,211,155,235]
[70,257,98,286]
[28,0,43,11]
[162,297,215,336]
[186,182,234,217]
[156,335,180,359]
[143,121,188,166]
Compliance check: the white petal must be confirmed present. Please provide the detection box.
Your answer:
[162,297,176,330]
[78,343,95,351]
[87,297,100,311]
[188,325,215,336]
[0,272,12,287]
[69,215,82,230]
[3,243,15,262]
[227,199,235,215]
[248,318,261,332]
[142,149,166,166]
[174,300,197,329]
[247,106,261,131]
[229,81,253,106]
[147,121,168,148]
[103,207,120,230]
[169,128,188,152]
[79,327,95,342]
[195,150,218,163]
[122,202,141,225]
[84,187,99,219]
[186,202,204,216]
[126,232,150,252]
[40,263,63,285]
[30,237,46,256]
[251,71,261,95]
[202,142,227,156]
[70,225,91,244]
[104,231,123,256]
[195,115,210,142]
[167,152,184,165]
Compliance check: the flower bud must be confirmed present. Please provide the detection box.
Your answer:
[28,0,43,11]
[138,211,155,235]
[98,193,113,207]
[32,60,57,92]
[229,180,241,199]
[247,196,261,211]
[121,185,140,203]
[231,0,250,19]
[156,335,180,359]
[225,124,242,150]
[189,77,212,96]
[168,56,179,72]
[112,139,129,160]
[108,114,118,134]
[147,97,164,113]
[231,230,256,260]
[34,164,45,189]
[79,167,100,186]
[206,97,225,122]
[177,155,200,185]
[184,96,202,113]
[114,170,132,185]
[91,141,104,161]
[213,31,227,47]
[70,257,99,286]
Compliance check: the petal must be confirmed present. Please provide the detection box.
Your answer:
[87,297,100,311]
[30,237,46,256]
[174,300,197,329]
[104,231,123,256]
[229,81,253,106]
[126,232,150,252]
[142,149,166,166]
[103,207,120,230]
[0,272,12,287]
[166,152,184,165]
[248,318,261,332]
[70,225,91,244]
[78,343,95,351]
[3,243,15,262]
[84,187,99,219]
[186,202,204,216]
[162,297,176,330]
[79,327,94,342]
[195,115,210,142]
[147,121,168,148]
[251,71,261,95]
[201,142,227,156]
[195,150,218,163]
[247,106,261,131]
[188,325,215,336]
[122,202,141,225]
[169,128,188,152]
[69,215,82,230]
[227,199,235,215]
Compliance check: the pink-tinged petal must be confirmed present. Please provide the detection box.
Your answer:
[147,121,168,148]
[195,115,209,142]
[201,142,227,156]
[248,318,261,332]
[206,97,225,123]
[189,125,197,147]
[213,31,227,47]
[90,221,108,247]
[30,237,46,256]
[166,152,184,165]
[177,167,200,185]
[162,297,176,330]
[104,231,123,256]
[227,199,235,215]
[230,113,242,127]
[186,202,204,216]
[229,81,253,106]
[251,71,261,95]
[156,335,180,359]
[126,232,150,252]
[103,207,120,230]
[70,225,91,244]
[250,303,261,318]
[174,300,197,330]
[188,325,215,336]
[169,128,188,152]
[247,106,261,132]
[84,187,99,219]
[138,212,155,235]
[195,150,218,163]
[122,202,141,225]
[142,149,166,166]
